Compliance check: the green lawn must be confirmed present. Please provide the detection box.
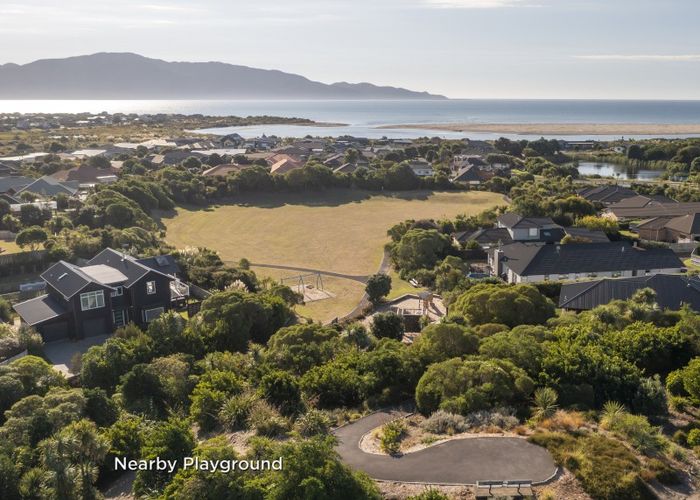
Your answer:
[163,190,505,276]
[0,239,24,255]
[163,189,505,321]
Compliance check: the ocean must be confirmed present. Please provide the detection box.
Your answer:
[2,99,700,140]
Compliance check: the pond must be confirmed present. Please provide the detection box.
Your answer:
[575,161,664,180]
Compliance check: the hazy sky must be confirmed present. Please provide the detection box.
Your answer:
[1,0,699,99]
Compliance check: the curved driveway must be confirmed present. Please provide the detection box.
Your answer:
[334,409,558,485]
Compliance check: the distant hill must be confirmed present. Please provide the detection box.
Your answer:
[0,53,446,100]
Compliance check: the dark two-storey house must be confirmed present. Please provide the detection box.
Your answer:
[13,248,187,342]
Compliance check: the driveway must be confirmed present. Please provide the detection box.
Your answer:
[334,408,558,485]
[43,334,111,376]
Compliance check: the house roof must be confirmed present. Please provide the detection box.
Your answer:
[497,213,557,229]
[136,254,181,277]
[496,241,683,277]
[201,164,245,177]
[607,202,700,220]
[608,194,676,209]
[0,176,32,194]
[13,294,68,326]
[41,261,112,299]
[50,164,119,183]
[80,264,129,285]
[664,213,700,235]
[452,165,491,183]
[87,248,173,287]
[333,163,360,174]
[577,185,638,204]
[270,157,303,175]
[559,274,700,311]
[17,176,78,197]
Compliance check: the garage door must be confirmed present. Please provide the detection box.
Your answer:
[83,318,107,337]
[40,321,69,343]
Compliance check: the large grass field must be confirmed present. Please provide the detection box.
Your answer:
[162,189,505,321]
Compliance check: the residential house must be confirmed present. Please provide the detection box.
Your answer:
[635,213,700,243]
[323,154,345,169]
[50,164,120,185]
[17,176,79,197]
[451,165,494,185]
[0,176,33,198]
[605,202,700,221]
[577,185,639,206]
[454,221,608,250]
[559,274,700,312]
[0,162,17,176]
[489,241,684,284]
[270,156,304,175]
[13,249,188,342]
[201,164,247,177]
[496,214,563,242]
[608,194,676,210]
[406,159,434,177]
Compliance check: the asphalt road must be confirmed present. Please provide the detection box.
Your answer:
[334,409,558,485]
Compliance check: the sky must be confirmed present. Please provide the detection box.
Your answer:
[1,0,699,99]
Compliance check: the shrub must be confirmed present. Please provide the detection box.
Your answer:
[407,490,450,500]
[672,430,688,446]
[464,409,519,430]
[665,370,687,396]
[644,458,681,485]
[601,407,667,455]
[218,391,259,431]
[539,410,586,433]
[530,432,654,500]
[294,409,331,437]
[247,400,289,437]
[687,428,700,447]
[380,420,405,455]
[531,387,558,422]
[421,410,468,435]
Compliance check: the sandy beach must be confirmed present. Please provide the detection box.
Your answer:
[378,123,700,136]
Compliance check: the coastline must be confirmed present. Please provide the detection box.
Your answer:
[377,123,700,136]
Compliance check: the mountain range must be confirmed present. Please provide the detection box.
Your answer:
[0,53,445,100]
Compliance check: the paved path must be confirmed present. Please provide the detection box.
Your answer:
[249,262,370,283]
[334,408,558,485]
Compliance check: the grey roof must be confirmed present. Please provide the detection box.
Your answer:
[136,254,181,277]
[497,213,556,229]
[13,294,68,326]
[609,194,676,209]
[559,274,700,311]
[0,176,32,194]
[41,260,112,299]
[87,248,174,287]
[497,242,683,277]
[17,176,78,196]
[607,202,700,220]
[577,185,637,204]
[80,264,129,285]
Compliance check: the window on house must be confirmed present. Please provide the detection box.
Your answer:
[144,307,164,322]
[111,286,123,297]
[146,281,156,295]
[80,290,105,311]
[528,228,538,237]
[113,310,127,327]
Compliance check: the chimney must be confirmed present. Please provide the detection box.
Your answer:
[493,248,503,277]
